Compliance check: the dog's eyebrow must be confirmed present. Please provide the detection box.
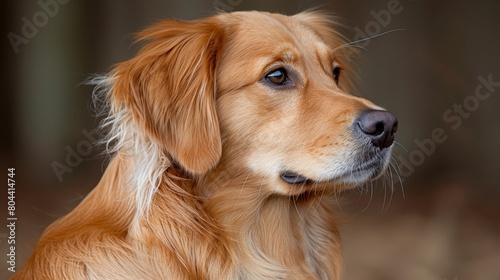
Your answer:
[326,48,337,61]
[310,47,336,74]
[315,48,330,71]
[270,50,298,64]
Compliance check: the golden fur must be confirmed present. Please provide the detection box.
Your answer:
[15,11,393,279]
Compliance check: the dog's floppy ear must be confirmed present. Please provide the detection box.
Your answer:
[111,18,225,174]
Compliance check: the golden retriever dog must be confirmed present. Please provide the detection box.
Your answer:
[15,11,397,280]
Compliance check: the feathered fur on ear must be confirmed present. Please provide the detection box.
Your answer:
[110,18,226,174]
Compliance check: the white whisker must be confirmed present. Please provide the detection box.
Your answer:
[332,29,406,53]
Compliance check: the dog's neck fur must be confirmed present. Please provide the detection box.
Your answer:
[15,148,342,280]
[119,155,343,280]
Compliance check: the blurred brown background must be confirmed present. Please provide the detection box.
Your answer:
[1,0,499,279]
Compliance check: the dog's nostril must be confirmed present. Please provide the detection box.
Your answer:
[357,110,398,149]
[392,121,399,134]
[374,122,385,136]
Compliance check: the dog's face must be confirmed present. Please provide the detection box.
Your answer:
[111,11,397,197]
[215,12,397,195]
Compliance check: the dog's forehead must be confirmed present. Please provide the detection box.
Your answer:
[217,12,333,72]
[222,12,327,51]
[215,12,336,93]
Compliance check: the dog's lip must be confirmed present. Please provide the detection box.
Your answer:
[280,171,313,185]
[280,158,386,186]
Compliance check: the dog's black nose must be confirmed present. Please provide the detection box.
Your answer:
[356,110,398,149]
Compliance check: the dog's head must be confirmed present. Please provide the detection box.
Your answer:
[106,11,397,198]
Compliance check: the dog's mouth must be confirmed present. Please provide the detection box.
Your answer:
[280,171,313,185]
[280,157,389,186]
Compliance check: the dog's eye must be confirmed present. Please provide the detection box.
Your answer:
[266,68,288,85]
[333,66,341,84]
